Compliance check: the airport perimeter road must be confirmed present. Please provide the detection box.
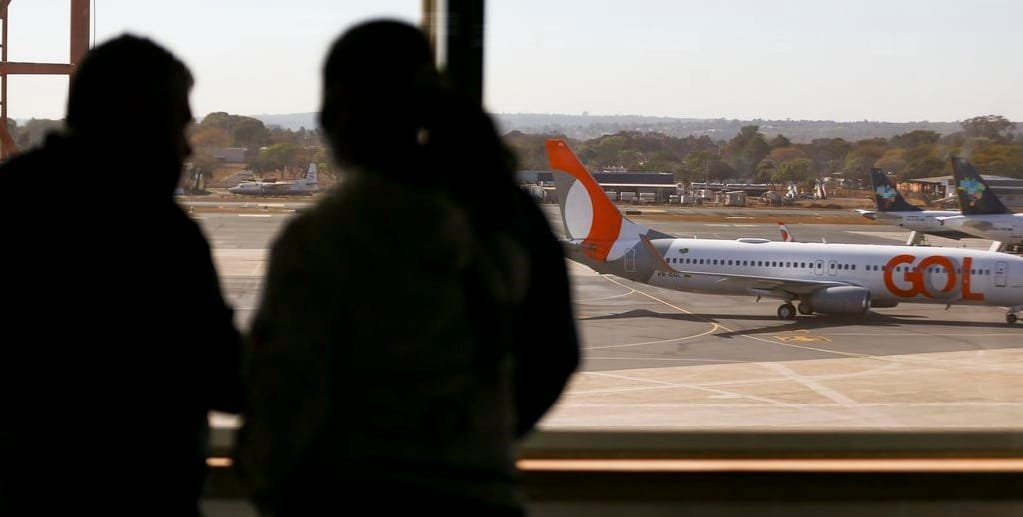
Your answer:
[195,205,1023,430]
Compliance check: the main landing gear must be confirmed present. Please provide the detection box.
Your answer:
[1008,306,1022,325]
[797,301,814,315]
[777,300,813,320]
[777,303,797,320]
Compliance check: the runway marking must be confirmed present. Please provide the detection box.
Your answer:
[593,276,1020,378]
[572,362,904,395]
[560,402,1023,409]
[587,357,748,363]
[599,276,877,361]
[761,362,904,427]
[584,328,720,350]
[578,289,637,302]
[580,371,852,421]
[818,333,1020,338]
[775,335,832,343]
[238,214,272,218]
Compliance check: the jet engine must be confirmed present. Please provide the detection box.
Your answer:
[807,286,871,315]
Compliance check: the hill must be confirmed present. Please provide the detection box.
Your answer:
[249,111,973,143]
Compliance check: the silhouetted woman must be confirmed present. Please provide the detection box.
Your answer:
[236,20,579,516]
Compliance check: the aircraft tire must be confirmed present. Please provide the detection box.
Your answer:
[777,303,797,320]
[1008,314,1018,325]
[797,301,814,315]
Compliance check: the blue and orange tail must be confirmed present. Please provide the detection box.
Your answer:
[950,156,1011,215]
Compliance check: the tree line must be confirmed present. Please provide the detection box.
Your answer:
[8,113,1020,189]
[504,115,1023,188]
[6,112,330,182]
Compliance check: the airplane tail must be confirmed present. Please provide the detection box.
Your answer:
[303,163,319,186]
[868,167,919,212]
[545,139,669,263]
[777,222,795,242]
[950,156,1010,215]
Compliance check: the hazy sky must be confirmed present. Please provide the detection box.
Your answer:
[8,1,1023,122]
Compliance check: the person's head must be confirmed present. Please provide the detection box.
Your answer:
[319,20,438,172]
[66,34,194,194]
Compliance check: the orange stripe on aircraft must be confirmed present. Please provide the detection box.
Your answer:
[546,139,623,261]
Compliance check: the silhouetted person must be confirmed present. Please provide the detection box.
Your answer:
[236,20,579,516]
[0,35,243,516]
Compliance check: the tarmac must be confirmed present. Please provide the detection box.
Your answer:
[190,201,1023,432]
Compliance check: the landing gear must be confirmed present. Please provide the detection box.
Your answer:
[797,301,814,315]
[1008,306,1022,325]
[777,303,797,320]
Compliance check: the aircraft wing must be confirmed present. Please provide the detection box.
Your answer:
[638,235,851,297]
[959,219,995,231]
[669,268,852,296]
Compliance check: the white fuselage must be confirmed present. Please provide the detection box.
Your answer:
[865,210,960,233]
[228,179,317,196]
[938,214,1023,244]
[643,238,1023,308]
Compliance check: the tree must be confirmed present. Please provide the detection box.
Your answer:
[805,138,851,176]
[768,146,808,164]
[14,118,63,150]
[889,130,939,148]
[198,112,271,150]
[249,143,312,176]
[961,115,1016,142]
[768,134,791,149]
[772,158,814,184]
[189,126,231,151]
[722,125,770,179]
[231,118,271,151]
[962,139,1023,178]
[875,148,907,178]
[842,138,888,181]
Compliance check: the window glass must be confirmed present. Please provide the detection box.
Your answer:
[486,1,1023,436]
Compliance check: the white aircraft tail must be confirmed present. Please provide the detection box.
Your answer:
[303,163,319,186]
[545,139,669,263]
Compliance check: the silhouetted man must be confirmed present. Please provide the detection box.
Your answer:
[0,35,242,516]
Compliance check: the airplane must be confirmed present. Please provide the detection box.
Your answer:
[777,222,826,244]
[545,139,1023,324]
[777,222,795,242]
[937,156,1023,252]
[855,167,967,245]
[228,163,320,195]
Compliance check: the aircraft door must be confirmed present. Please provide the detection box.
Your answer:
[625,248,637,273]
[827,260,838,276]
[814,260,824,276]
[995,261,1007,287]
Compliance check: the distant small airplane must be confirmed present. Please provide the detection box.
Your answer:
[228,163,319,196]
[855,167,966,245]
[777,222,826,244]
[938,156,1023,251]
[777,222,795,242]
[546,138,1023,323]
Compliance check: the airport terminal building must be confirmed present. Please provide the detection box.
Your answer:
[900,174,1023,208]
[518,170,679,203]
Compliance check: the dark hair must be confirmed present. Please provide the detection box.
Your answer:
[319,20,518,229]
[66,34,193,136]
